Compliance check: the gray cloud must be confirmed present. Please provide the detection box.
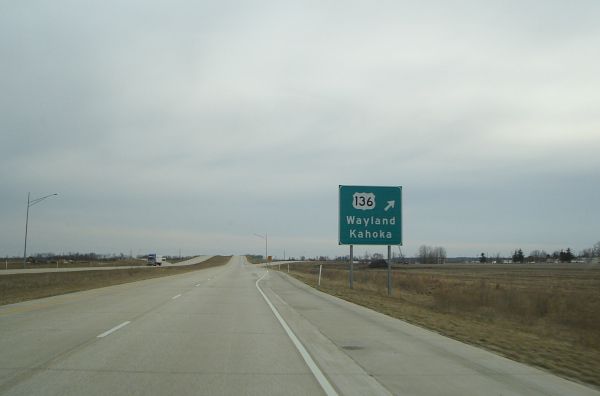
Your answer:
[2,1,599,258]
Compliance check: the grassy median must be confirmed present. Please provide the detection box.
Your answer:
[280,262,600,388]
[0,256,231,306]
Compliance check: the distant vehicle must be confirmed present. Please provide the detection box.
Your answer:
[147,254,163,266]
[368,259,388,269]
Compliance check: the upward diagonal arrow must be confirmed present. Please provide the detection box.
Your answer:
[384,200,395,211]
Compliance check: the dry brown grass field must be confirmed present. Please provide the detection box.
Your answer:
[280,261,600,388]
[0,258,148,270]
[0,256,231,306]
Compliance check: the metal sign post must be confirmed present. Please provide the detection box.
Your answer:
[349,245,354,289]
[387,245,392,296]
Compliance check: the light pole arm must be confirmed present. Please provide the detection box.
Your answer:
[29,193,58,207]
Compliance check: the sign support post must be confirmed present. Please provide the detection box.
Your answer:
[387,245,392,296]
[349,245,354,289]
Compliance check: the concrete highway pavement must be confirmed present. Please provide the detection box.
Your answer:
[1,256,598,395]
[0,255,213,275]
[0,256,327,395]
[163,255,213,267]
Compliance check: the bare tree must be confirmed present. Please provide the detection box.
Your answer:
[418,245,431,263]
[396,246,405,263]
[433,247,447,264]
[372,253,384,260]
[418,245,447,264]
[594,241,600,257]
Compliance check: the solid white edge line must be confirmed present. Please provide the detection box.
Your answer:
[256,271,338,396]
[97,321,131,338]
[172,294,182,299]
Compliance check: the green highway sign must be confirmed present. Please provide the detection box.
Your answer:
[339,185,402,245]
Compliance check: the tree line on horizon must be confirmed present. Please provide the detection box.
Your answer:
[479,241,600,264]
[6,241,599,264]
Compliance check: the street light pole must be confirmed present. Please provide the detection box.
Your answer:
[23,192,58,268]
[23,193,30,269]
[253,232,268,263]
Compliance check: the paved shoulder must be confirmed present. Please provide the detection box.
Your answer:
[262,271,600,396]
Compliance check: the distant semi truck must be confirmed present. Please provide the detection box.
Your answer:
[147,254,164,266]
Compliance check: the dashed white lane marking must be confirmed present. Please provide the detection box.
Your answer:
[172,294,182,300]
[196,277,213,287]
[256,272,338,396]
[97,321,131,338]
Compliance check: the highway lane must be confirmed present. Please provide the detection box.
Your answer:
[2,255,598,395]
[0,255,213,275]
[0,256,324,395]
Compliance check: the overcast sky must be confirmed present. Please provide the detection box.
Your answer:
[1,1,599,259]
